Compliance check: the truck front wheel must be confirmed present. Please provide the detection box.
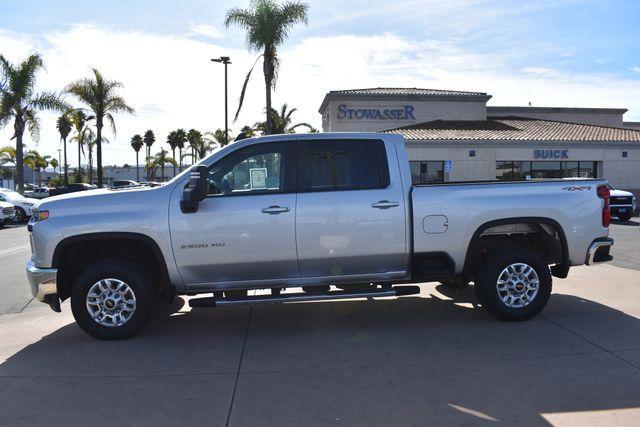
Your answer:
[474,246,552,321]
[71,260,155,340]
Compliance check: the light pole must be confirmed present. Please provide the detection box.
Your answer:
[211,56,231,144]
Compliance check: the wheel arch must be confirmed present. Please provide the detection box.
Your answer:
[462,217,570,280]
[52,232,173,300]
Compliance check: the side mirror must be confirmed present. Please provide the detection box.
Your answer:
[181,165,209,213]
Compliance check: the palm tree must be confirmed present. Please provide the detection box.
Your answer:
[24,150,51,188]
[225,0,309,134]
[210,128,232,147]
[56,113,72,184]
[197,135,219,160]
[150,149,177,182]
[50,158,59,175]
[0,53,68,193]
[69,109,92,175]
[175,128,187,170]
[166,131,179,177]
[187,129,202,162]
[130,134,143,182]
[83,128,101,184]
[66,68,134,187]
[143,130,155,180]
[0,145,17,184]
[254,103,314,134]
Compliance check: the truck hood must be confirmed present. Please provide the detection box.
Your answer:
[37,185,173,213]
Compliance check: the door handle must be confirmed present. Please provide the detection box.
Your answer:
[371,200,399,209]
[261,205,290,214]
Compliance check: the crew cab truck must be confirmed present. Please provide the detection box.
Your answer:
[26,133,614,339]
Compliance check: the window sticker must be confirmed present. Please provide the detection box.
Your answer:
[250,168,267,189]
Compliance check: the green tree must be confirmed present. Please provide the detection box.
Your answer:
[0,53,68,193]
[24,150,51,188]
[254,103,314,134]
[150,149,177,182]
[69,109,93,175]
[49,157,59,174]
[166,131,179,177]
[130,134,143,182]
[175,128,187,170]
[210,128,232,147]
[66,68,134,187]
[143,129,155,180]
[0,145,17,184]
[225,0,309,134]
[186,129,203,163]
[56,113,72,184]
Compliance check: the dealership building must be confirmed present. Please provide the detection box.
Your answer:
[319,88,640,191]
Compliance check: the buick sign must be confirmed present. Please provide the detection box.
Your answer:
[337,104,415,120]
[534,149,569,159]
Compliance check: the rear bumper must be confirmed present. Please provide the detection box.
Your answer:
[25,260,60,311]
[585,238,614,265]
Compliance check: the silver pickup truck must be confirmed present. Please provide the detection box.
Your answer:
[26,133,614,339]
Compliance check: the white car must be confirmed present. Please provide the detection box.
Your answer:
[0,200,16,227]
[24,187,50,199]
[608,185,637,221]
[0,188,38,222]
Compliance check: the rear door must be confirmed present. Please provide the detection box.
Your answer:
[295,138,407,279]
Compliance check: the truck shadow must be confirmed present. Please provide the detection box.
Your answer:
[1,287,640,426]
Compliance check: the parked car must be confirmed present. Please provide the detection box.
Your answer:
[111,180,140,189]
[23,185,50,199]
[608,185,636,221]
[26,133,614,339]
[0,188,37,222]
[48,183,98,197]
[0,200,16,227]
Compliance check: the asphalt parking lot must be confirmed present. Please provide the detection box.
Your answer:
[0,220,639,426]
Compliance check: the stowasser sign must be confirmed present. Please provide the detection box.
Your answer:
[337,104,416,120]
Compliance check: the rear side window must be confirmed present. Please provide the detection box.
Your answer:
[299,140,389,191]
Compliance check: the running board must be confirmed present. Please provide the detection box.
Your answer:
[188,285,420,308]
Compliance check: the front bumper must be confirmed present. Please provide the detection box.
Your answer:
[25,260,60,312]
[585,238,614,265]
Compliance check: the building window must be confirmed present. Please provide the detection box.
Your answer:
[469,150,476,157]
[496,161,597,180]
[409,161,445,184]
[622,151,628,158]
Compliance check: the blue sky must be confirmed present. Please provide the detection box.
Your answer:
[1,0,640,165]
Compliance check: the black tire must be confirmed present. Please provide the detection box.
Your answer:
[474,246,552,321]
[618,213,632,221]
[71,259,155,340]
[13,207,26,223]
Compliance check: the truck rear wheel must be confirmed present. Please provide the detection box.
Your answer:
[474,246,552,321]
[71,260,155,340]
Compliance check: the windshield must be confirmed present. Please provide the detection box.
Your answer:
[0,189,22,200]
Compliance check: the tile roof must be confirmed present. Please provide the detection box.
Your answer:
[329,87,488,97]
[383,117,640,142]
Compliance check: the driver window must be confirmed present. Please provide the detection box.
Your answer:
[207,144,284,196]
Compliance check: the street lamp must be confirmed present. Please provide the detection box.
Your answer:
[211,56,231,144]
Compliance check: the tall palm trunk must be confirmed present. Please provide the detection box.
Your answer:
[63,136,68,185]
[89,148,93,184]
[179,147,183,172]
[77,139,81,178]
[14,117,25,194]
[161,164,165,181]
[146,146,150,181]
[135,151,140,182]
[263,47,275,135]
[171,148,176,177]
[96,118,103,187]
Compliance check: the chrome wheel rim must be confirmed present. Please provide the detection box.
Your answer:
[86,278,137,327]
[496,263,539,308]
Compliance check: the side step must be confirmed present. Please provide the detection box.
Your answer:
[189,285,420,308]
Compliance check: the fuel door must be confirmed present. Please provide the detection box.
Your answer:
[423,215,448,234]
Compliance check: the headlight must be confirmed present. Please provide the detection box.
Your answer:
[32,210,49,221]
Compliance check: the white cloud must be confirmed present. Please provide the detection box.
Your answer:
[1,24,640,168]
[630,66,640,73]
[187,23,224,40]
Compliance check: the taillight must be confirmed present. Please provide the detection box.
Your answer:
[597,185,610,227]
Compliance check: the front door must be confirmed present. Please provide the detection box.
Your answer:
[170,140,299,287]
[295,138,407,279]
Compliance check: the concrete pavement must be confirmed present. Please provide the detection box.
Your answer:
[0,224,33,315]
[1,263,640,426]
